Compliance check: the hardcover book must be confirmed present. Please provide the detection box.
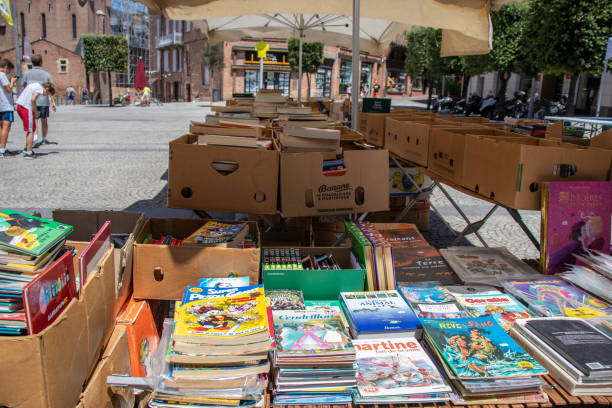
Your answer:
[421,316,547,379]
[78,220,111,293]
[353,337,451,396]
[340,290,420,338]
[0,209,73,257]
[457,293,532,332]
[502,277,612,318]
[393,246,457,285]
[266,289,305,311]
[345,221,376,291]
[541,181,612,275]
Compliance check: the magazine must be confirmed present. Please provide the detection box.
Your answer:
[398,284,471,319]
[457,293,533,332]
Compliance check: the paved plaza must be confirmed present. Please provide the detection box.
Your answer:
[0,100,540,260]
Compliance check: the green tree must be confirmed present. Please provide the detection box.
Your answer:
[523,0,612,114]
[82,34,128,107]
[201,43,225,105]
[287,38,324,100]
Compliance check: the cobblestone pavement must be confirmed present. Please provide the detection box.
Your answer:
[0,101,540,260]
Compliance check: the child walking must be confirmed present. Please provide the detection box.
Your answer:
[16,81,54,159]
[0,59,17,158]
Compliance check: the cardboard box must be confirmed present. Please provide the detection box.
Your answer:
[428,126,527,185]
[53,210,145,317]
[463,136,612,210]
[168,134,279,214]
[358,112,431,147]
[133,218,261,300]
[0,244,115,408]
[117,296,160,377]
[279,148,390,217]
[76,325,134,408]
[262,247,365,299]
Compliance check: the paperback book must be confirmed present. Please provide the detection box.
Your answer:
[457,293,532,332]
[0,210,73,257]
[182,221,248,247]
[266,289,305,311]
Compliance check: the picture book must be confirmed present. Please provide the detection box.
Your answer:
[340,290,420,338]
[0,209,73,257]
[272,309,353,355]
[78,220,111,293]
[502,277,612,318]
[266,289,305,311]
[444,285,502,296]
[398,284,457,304]
[22,250,77,334]
[439,247,538,284]
[353,337,451,396]
[457,294,532,332]
[173,284,269,344]
[541,181,612,275]
[197,276,250,288]
[393,246,457,285]
[421,316,547,379]
[182,221,248,247]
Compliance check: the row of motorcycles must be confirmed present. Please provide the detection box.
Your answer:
[432,92,567,119]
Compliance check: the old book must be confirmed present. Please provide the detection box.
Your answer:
[189,121,261,137]
[277,106,312,115]
[282,125,340,141]
[211,105,253,113]
[205,115,260,126]
[278,120,329,128]
[278,133,340,152]
[196,134,271,149]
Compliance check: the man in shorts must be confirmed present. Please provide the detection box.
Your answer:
[16,81,55,159]
[0,59,17,158]
[21,54,56,147]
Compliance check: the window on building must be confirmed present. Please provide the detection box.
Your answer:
[186,51,190,76]
[58,59,68,74]
[244,71,257,94]
[203,66,209,85]
[186,21,191,32]
[0,25,5,36]
[72,14,77,39]
[156,51,161,71]
[41,13,46,38]
[164,50,169,71]
[177,21,183,33]
[172,49,177,71]
[20,13,25,39]
[339,60,352,94]
[165,18,169,35]
[315,67,332,98]
[156,18,160,37]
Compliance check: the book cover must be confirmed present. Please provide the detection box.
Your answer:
[363,222,429,249]
[398,284,457,304]
[525,318,612,377]
[421,316,546,379]
[457,293,532,332]
[272,309,353,355]
[503,277,612,318]
[340,290,420,336]
[197,276,250,288]
[266,289,305,310]
[393,246,457,285]
[174,285,269,343]
[541,181,612,275]
[356,222,389,290]
[0,210,73,256]
[22,250,77,334]
[354,337,451,396]
[440,247,537,284]
[78,220,111,293]
[182,221,248,247]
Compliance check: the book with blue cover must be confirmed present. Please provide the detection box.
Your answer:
[398,283,471,319]
[421,316,547,379]
[340,290,420,339]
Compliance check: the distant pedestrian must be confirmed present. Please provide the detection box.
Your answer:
[82,88,90,105]
[21,54,56,147]
[373,82,380,97]
[347,84,352,97]
[16,81,55,159]
[66,86,75,105]
[0,59,17,158]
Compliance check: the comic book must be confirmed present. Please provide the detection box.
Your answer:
[197,277,250,288]
[265,289,305,311]
[457,293,533,332]
[421,316,547,379]
[502,277,612,318]
[0,209,73,256]
[173,284,270,345]
[182,221,248,247]
[353,337,451,396]
[398,284,471,319]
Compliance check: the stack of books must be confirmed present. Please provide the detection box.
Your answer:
[253,90,287,118]
[278,126,340,153]
[560,250,612,304]
[155,283,272,407]
[0,210,73,335]
[511,317,612,395]
[421,316,549,405]
[272,308,356,405]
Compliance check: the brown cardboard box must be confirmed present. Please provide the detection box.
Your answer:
[167,134,279,214]
[428,126,526,184]
[133,218,261,300]
[463,135,612,209]
[53,210,145,317]
[76,325,134,408]
[358,112,432,147]
[0,244,115,408]
[279,148,390,217]
[442,115,491,124]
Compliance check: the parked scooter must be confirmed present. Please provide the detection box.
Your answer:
[432,96,455,113]
[479,93,498,118]
[465,93,482,116]
[450,97,466,114]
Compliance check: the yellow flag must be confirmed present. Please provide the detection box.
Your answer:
[0,0,13,26]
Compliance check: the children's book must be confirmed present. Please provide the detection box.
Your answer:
[444,285,503,296]
[173,284,269,345]
[502,277,612,318]
[456,293,532,332]
[266,289,305,311]
[78,221,111,293]
[353,337,451,396]
[182,221,248,247]
[540,181,612,275]
[397,284,470,319]
[0,209,73,257]
[421,316,547,379]
[340,290,420,339]
[197,276,250,288]
[440,247,538,285]
[23,250,77,334]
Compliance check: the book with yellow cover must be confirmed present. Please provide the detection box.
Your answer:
[173,285,270,345]
[182,221,248,247]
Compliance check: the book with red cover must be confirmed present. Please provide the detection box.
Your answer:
[78,220,111,293]
[23,250,77,334]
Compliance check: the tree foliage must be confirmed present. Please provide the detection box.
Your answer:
[82,34,128,73]
[201,43,225,72]
[287,38,324,74]
[404,27,462,81]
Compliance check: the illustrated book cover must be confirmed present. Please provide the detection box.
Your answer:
[457,293,532,332]
[0,209,73,256]
[182,221,248,247]
[197,276,250,288]
[397,283,470,319]
[421,316,547,379]
[266,289,305,311]
[393,246,457,285]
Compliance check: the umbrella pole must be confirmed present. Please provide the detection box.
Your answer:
[298,16,304,103]
[351,0,360,130]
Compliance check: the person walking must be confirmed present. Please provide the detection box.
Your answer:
[0,59,17,158]
[16,81,55,159]
[66,86,75,105]
[81,88,90,105]
[20,54,56,147]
